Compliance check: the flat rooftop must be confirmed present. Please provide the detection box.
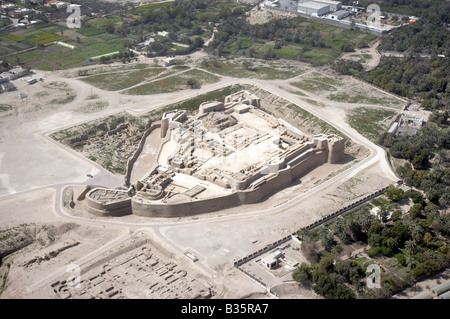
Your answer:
[299,2,330,9]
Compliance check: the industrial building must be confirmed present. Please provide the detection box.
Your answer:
[297,1,330,16]
[297,0,343,16]
[313,0,342,12]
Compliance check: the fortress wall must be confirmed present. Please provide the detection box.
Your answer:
[128,150,329,217]
[83,203,132,217]
[328,138,346,163]
[131,192,241,218]
[229,170,264,191]
[290,150,328,180]
[84,188,132,216]
[84,195,131,211]
[124,122,161,187]
[284,143,314,164]
[237,167,293,204]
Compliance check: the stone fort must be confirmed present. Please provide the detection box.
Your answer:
[77,91,345,217]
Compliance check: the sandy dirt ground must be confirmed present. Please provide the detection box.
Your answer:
[392,268,450,299]
[0,47,407,299]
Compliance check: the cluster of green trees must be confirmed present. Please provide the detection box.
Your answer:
[396,165,450,207]
[147,36,204,57]
[110,0,229,39]
[361,57,449,109]
[99,50,136,64]
[383,119,449,207]
[360,0,450,110]
[293,257,362,299]
[207,15,335,58]
[293,197,450,298]
[331,59,364,75]
[87,0,222,54]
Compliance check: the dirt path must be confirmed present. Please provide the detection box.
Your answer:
[340,40,381,71]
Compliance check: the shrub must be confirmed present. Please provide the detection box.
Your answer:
[367,246,380,257]
[395,253,406,266]
[380,246,393,257]
[386,187,404,201]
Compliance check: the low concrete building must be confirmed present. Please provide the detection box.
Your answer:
[328,9,350,20]
[261,250,283,269]
[0,66,28,81]
[397,113,423,136]
[160,57,175,67]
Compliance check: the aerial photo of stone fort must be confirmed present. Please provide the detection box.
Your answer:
[0,0,449,302]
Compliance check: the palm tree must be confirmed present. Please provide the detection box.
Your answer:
[386,237,398,250]
[297,228,309,240]
[423,232,433,246]
[406,256,417,269]
[438,192,450,213]
[405,240,418,255]
[436,254,450,270]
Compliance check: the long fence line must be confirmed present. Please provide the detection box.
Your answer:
[233,184,395,289]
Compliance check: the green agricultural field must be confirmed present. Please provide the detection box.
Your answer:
[0,23,127,70]
[29,33,65,45]
[2,34,26,42]
[76,27,105,37]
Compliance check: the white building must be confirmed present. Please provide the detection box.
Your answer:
[328,9,350,20]
[313,0,342,12]
[261,250,283,269]
[298,1,330,16]
[160,57,176,67]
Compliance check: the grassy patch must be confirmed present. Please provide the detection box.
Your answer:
[147,84,247,115]
[290,79,337,93]
[123,69,220,95]
[203,61,299,80]
[327,92,401,106]
[77,100,109,114]
[80,67,167,91]
[285,103,345,137]
[346,107,398,143]
[0,104,13,112]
